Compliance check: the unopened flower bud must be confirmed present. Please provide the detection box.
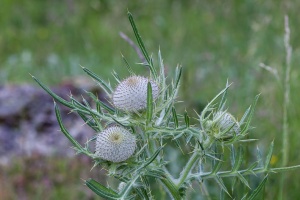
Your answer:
[95,126,136,162]
[112,76,159,111]
[118,182,126,192]
[214,111,240,135]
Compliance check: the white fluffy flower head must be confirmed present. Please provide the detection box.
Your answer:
[95,126,136,163]
[112,76,159,111]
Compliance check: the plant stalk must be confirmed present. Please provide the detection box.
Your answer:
[280,15,292,200]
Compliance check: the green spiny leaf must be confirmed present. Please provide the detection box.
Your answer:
[247,161,259,172]
[172,107,179,128]
[248,174,268,200]
[82,67,113,96]
[82,96,91,109]
[240,94,260,134]
[112,70,121,83]
[212,156,223,174]
[96,101,102,113]
[158,48,166,91]
[121,54,135,75]
[77,112,99,132]
[236,172,251,189]
[184,111,190,127]
[215,176,231,197]
[85,178,120,199]
[85,91,115,114]
[54,102,86,153]
[125,146,164,177]
[231,176,238,193]
[146,82,153,125]
[127,12,157,79]
[239,106,251,125]
[218,81,229,111]
[174,66,182,90]
[232,146,244,172]
[230,145,236,168]
[256,146,264,168]
[135,187,149,200]
[32,75,73,109]
[264,141,274,170]
[119,175,140,199]
[70,96,90,112]
[200,84,231,124]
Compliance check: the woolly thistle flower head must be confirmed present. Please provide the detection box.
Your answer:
[95,126,136,163]
[213,111,240,135]
[112,76,159,112]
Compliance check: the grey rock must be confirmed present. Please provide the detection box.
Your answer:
[0,81,105,166]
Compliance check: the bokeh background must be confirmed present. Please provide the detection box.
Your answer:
[0,0,299,199]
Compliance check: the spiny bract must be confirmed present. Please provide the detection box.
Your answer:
[112,76,159,111]
[95,126,136,162]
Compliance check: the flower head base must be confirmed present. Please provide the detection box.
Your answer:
[95,126,136,163]
[112,76,159,112]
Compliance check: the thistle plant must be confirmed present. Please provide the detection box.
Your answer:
[32,12,300,199]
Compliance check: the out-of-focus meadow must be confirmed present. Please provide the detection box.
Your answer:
[0,0,300,199]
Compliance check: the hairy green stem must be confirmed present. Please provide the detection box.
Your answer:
[160,176,182,200]
[176,150,200,187]
[189,165,300,182]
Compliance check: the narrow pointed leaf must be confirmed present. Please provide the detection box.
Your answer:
[77,112,99,132]
[239,106,251,125]
[247,161,259,172]
[82,97,91,109]
[231,177,238,193]
[32,76,73,108]
[112,70,121,83]
[54,102,85,152]
[232,146,244,172]
[248,174,268,200]
[137,146,164,171]
[135,187,149,200]
[146,82,153,125]
[212,157,223,174]
[264,141,274,169]
[200,84,231,122]
[158,49,166,90]
[96,101,102,113]
[215,176,231,197]
[119,175,140,198]
[85,91,115,114]
[172,107,179,128]
[82,67,113,95]
[70,96,90,112]
[125,146,164,177]
[128,12,157,79]
[184,112,190,127]
[240,94,260,134]
[121,54,135,75]
[230,145,236,168]
[174,66,182,89]
[241,194,249,200]
[85,178,120,199]
[237,172,251,189]
[256,146,263,168]
[218,81,229,111]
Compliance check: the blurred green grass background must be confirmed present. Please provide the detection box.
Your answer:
[1,0,300,199]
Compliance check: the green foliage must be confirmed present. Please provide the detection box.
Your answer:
[33,12,300,199]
